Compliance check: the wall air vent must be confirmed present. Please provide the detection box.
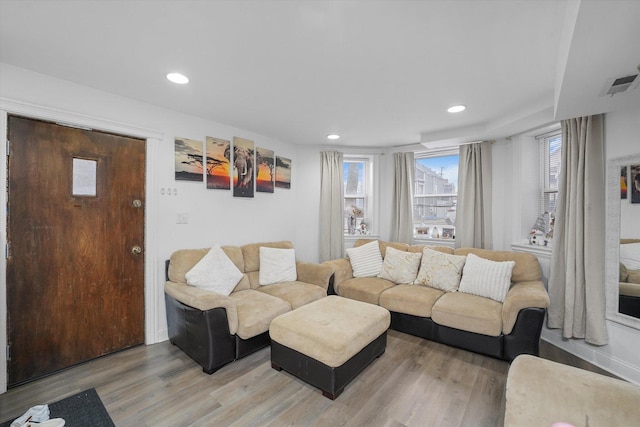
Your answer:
[602,73,639,97]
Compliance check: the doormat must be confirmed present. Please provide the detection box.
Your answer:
[0,388,115,427]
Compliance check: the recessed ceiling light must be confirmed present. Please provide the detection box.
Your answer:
[327,134,340,140]
[447,105,466,113]
[167,73,189,84]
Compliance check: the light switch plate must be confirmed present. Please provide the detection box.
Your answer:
[176,212,189,224]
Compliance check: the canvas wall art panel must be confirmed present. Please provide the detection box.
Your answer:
[175,137,204,181]
[275,156,292,189]
[232,137,255,198]
[205,136,231,190]
[256,147,275,193]
[621,165,628,199]
[631,164,640,204]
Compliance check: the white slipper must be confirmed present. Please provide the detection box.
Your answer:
[10,405,50,427]
[26,419,65,427]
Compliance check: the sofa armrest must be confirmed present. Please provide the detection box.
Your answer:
[322,258,354,294]
[502,281,550,335]
[296,261,334,290]
[165,281,239,335]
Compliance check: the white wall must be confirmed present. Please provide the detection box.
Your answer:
[0,63,324,393]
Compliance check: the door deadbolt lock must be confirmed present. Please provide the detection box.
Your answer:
[131,246,142,255]
[132,199,142,208]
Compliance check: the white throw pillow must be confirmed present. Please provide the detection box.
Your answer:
[458,253,515,302]
[185,245,243,295]
[377,246,422,284]
[346,241,383,277]
[259,247,297,285]
[620,243,640,270]
[414,247,467,292]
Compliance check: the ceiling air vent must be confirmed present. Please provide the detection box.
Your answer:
[602,73,639,97]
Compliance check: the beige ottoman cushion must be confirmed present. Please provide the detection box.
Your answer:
[379,284,444,317]
[338,277,396,304]
[431,292,502,336]
[230,289,291,339]
[505,355,640,427]
[270,295,390,367]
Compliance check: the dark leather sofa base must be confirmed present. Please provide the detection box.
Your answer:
[619,294,640,319]
[271,332,387,400]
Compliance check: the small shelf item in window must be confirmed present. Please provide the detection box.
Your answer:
[529,229,545,246]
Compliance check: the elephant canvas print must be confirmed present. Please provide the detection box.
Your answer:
[175,137,204,181]
[206,136,231,190]
[275,156,292,189]
[256,147,275,193]
[232,137,255,198]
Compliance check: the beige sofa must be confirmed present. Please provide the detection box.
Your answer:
[164,241,333,373]
[324,239,550,361]
[620,239,640,318]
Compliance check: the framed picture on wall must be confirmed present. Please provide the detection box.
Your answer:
[175,137,204,181]
[205,136,231,190]
[621,165,628,199]
[631,164,640,204]
[232,137,255,198]
[256,147,275,193]
[275,156,292,189]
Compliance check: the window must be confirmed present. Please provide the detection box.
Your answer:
[533,130,562,239]
[344,157,373,235]
[413,151,459,239]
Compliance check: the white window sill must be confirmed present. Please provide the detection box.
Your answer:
[511,243,553,258]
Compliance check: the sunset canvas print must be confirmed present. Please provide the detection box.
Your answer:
[175,137,204,181]
[275,156,291,189]
[256,147,275,193]
[205,136,231,190]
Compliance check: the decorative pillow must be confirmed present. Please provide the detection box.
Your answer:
[346,240,383,277]
[620,243,640,270]
[259,247,297,285]
[414,247,467,292]
[185,245,243,295]
[458,253,515,302]
[377,246,422,284]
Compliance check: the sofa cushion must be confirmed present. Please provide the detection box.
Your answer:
[408,244,455,255]
[377,246,422,284]
[258,281,326,309]
[454,248,540,283]
[168,246,250,290]
[432,292,503,336]
[458,253,515,302]
[346,240,383,277]
[229,289,291,339]
[241,241,294,273]
[185,245,244,295]
[379,284,444,317]
[259,247,297,285]
[414,247,467,292]
[338,276,395,305]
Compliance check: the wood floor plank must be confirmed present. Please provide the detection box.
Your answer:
[0,330,620,426]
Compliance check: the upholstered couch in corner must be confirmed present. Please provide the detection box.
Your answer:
[324,239,550,361]
[164,241,334,373]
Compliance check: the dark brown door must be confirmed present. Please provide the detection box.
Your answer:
[6,116,145,387]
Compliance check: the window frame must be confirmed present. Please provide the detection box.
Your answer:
[343,155,376,236]
[538,129,562,218]
[413,148,459,243]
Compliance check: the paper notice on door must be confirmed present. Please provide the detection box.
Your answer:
[72,158,97,196]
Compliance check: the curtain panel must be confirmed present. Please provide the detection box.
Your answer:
[390,152,415,244]
[547,115,608,345]
[319,151,344,262]
[456,141,493,249]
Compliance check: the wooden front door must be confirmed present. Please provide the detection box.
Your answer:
[6,116,145,387]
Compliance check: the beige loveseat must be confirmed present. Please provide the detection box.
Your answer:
[324,239,550,361]
[164,241,333,373]
[620,239,640,318]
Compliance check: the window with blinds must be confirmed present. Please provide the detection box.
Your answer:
[535,130,562,238]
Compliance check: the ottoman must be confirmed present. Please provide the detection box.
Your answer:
[269,295,390,400]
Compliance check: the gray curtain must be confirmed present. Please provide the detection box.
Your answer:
[319,151,344,262]
[456,141,492,249]
[390,152,415,244]
[547,115,608,345]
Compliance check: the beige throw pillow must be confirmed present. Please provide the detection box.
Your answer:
[378,246,422,284]
[458,253,515,302]
[185,245,243,295]
[414,247,466,292]
[259,247,297,285]
[346,240,383,277]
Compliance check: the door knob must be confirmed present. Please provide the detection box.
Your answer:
[131,246,142,255]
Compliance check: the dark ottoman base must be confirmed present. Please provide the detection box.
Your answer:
[271,332,387,400]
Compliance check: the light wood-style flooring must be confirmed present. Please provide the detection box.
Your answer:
[0,330,615,427]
